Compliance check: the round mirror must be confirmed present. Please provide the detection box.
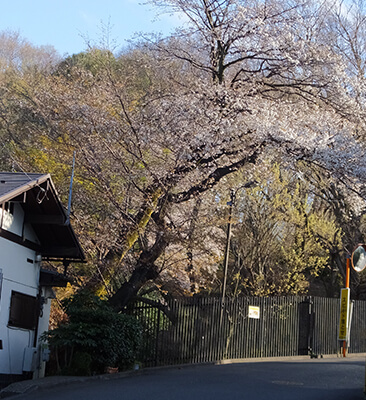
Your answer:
[351,245,366,272]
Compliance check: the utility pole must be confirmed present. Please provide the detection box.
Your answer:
[220,189,235,329]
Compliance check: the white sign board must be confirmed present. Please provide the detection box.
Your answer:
[248,305,260,319]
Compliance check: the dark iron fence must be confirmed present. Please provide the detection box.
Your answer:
[129,296,366,367]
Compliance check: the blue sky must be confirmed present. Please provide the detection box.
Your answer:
[0,0,183,56]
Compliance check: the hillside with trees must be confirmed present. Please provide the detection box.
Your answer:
[2,0,366,313]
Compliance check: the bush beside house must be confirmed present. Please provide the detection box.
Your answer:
[44,291,142,376]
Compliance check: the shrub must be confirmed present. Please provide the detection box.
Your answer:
[43,290,142,375]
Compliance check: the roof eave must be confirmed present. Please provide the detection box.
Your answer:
[0,174,51,205]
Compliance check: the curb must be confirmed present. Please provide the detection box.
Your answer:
[0,363,204,398]
[217,353,366,364]
[0,369,144,398]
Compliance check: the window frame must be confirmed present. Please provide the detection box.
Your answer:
[8,291,38,330]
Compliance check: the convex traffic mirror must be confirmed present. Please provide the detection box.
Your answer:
[351,244,366,272]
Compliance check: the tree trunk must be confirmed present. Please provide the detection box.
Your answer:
[109,231,168,310]
[108,262,159,310]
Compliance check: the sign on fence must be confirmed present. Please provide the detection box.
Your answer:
[248,305,260,319]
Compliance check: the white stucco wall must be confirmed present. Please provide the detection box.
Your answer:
[0,238,40,374]
[0,238,39,375]
[0,203,51,377]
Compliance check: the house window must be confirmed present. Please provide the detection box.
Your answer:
[8,291,38,330]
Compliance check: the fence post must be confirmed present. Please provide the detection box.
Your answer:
[298,297,314,356]
[154,307,161,367]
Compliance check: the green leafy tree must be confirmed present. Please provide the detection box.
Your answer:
[220,163,343,297]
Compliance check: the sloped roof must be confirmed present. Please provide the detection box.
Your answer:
[0,172,48,200]
[0,172,85,262]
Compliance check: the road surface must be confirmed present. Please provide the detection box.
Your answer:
[12,356,366,400]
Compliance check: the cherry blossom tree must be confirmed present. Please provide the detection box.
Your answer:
[108,0,366,309]
[3,0,366,310]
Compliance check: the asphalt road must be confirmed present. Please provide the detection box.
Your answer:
[12,356,366,400]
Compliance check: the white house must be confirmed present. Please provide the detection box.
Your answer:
[0,172,84,388]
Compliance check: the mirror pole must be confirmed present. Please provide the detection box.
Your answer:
[341,258,351,357]
[346,257,350,289]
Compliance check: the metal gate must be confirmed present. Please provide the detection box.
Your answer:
[129,296,366,367]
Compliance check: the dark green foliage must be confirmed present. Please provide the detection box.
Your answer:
[56,49,116,77]
[69,351,92,376]
[44,291,142,375]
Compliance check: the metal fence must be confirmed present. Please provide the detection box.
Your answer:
[129,296,366,367]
